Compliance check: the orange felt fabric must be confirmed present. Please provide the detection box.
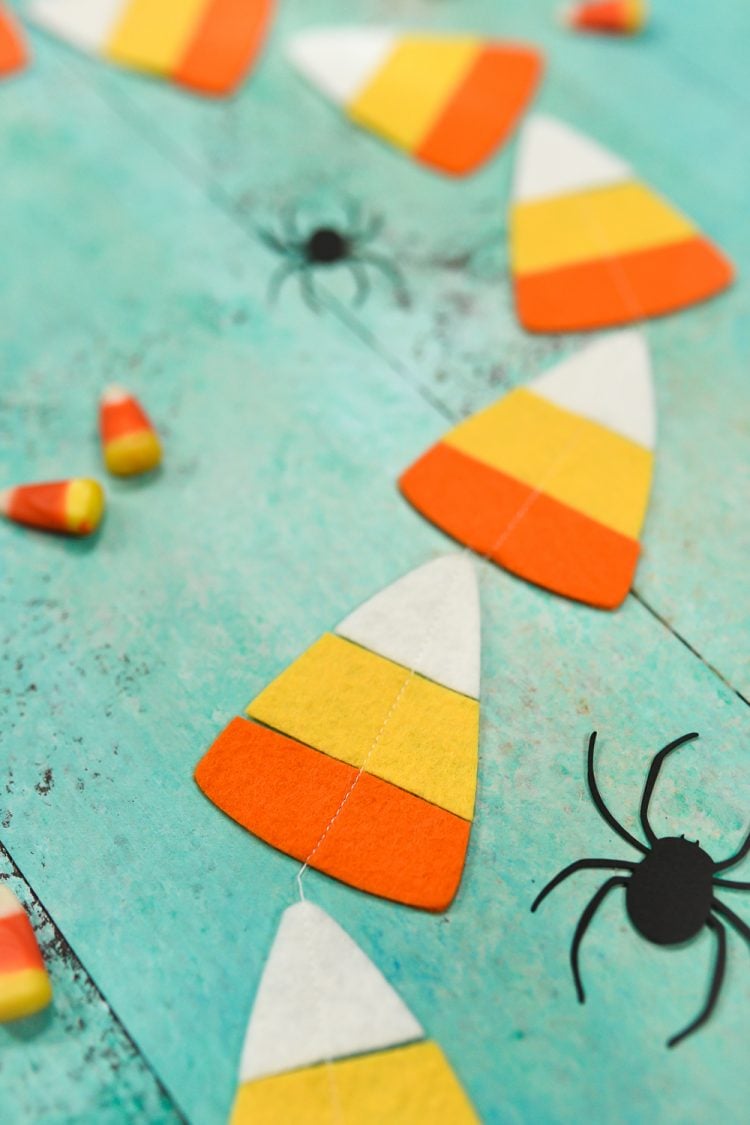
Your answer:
[416,45,542,175]
[0,7,27,76]
[0,912,45,974]
[400,441,639,609]
[173,0,274,95]
[7,482,67,532]
[194,717,471,911]
[515,235,734,332]
[101,397,153,442]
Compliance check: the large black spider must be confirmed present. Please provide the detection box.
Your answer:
[258,202,405,311]
[532,731,750,1047]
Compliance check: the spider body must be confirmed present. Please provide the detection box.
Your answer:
[532,732,750,1046]
[258,202,405,310]
[626,837,714,945]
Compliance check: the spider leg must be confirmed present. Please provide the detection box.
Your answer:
[712,898,750,944]
[353,212,385,246]
[587,732,647,854]
[570,876,628,1003]
[281,199,304,243]
[640,732,700,845]
[346,261,370,308]
[357,253,409,302]
[667,916,726,1048]
[713,824,750,873]
[714,879,750,890]
[531,858,635,913]
[267,260,305,304]
[299,268,323,313]
[256,226,291,256]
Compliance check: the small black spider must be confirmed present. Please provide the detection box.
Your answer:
[532,731,750,1047]
[258,201,406,311]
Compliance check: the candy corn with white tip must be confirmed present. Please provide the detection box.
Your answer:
[0,886,52,1022]
[0,479,105,536]
[230,902,478,1123]
[562,0,647,35]
[100,386,162,476]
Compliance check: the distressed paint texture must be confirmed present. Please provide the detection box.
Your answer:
[0,0,749,1122]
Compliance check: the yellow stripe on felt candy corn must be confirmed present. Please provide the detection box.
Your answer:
[511,180,696,275]
[348,37,480,152]
[231,1041,478,1124]
[107,0,211,74]
[247,633,478,820]
[444,389,652,538]
[65,479,105,534]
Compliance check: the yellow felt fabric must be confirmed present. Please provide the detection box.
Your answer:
[348,38,480,152]
[511,180,696,274]
[444,389,652,538]
[230,1041,479,1125]
[247,633,478,820]
[107,0,210,73]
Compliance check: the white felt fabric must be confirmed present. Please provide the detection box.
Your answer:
[531,330,655,449]
[513,114,631,203]
[287,28,396,106]
[0,886,23,919]
[239,902,423,1082]
[335,554,480,699]
[29,0,123,53]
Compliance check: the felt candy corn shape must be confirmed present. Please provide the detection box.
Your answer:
[28,0,274,96]
[230,901,478,1123]
[511,115,734,332]
[0,886,52,1022]
[562,0,647,35]
[0,478,105,536]
[0,4,28,78]
[287,28,543,175]
[196,556,480,912]
[100,386,162,476]
[400,332,654,610]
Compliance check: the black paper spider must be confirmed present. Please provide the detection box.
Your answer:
[258,202,406,311]
[532,731,750,1047]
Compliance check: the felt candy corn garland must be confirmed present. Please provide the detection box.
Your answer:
[196,555,480,912]
[230,902,478,1123]
[287,28,543,175]
[400,331,654,610]
[29,0,275,96]
[511,115,734,331]
[0,4,28,78]
[562,0,647,35]
[0,886,52,1022]
[0,478,105,536]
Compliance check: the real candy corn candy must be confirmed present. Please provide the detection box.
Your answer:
[562,0,647,35]
[29,0,275,96]
[230,902,478,1122]
[0,4,28,77]
[100,386,162,477]
[0,886,52,1022]
[287,28,543,175]
[0,479,105,536]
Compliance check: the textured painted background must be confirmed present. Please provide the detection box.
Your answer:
[1,1,749,1122]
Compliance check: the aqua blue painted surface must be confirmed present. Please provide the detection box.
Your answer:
[0,1,749,1122]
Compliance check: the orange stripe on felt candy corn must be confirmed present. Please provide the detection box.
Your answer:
[0,886,52,1022]
[562,0,647,35]
[100,386,162,476]
[0,479,105,536]
[0,4,28,76]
